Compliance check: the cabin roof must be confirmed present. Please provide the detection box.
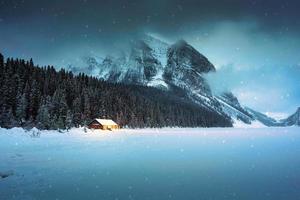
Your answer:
[94,119,118,126]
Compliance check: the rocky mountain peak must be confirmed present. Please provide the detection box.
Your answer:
[168,40,215,74]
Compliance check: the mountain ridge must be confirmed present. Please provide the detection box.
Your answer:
[280,107,300,126]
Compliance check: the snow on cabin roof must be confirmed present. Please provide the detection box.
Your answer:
[95,119,118,126]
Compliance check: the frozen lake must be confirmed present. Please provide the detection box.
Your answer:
[1,127,300,200]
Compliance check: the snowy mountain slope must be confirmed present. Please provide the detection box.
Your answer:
[65,56,104,75]
[92,36,168,88]
[216,93,254,124]
[280,107,300,126]
[213,92,276,127]
[141,34,169,67]
[164,40,215,95]
[161,39,223,113]
[98,55,127,82]
[245,107,281,127]
[232,118,266,128]
[123,40,163,84]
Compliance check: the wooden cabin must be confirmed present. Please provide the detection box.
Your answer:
[88,119,120,130]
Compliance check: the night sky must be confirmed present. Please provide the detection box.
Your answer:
[0,0,299,116]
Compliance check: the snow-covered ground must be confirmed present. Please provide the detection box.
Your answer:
[233,119,266,128]
[1,127,300,200]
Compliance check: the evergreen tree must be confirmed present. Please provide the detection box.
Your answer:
[29,80,41,119]
[83,90,91,125]
[52,88,68,129]
[65,110,73,131]
[0,107,15,128]
[36,97,51,129]
[23,82,31,120]
[0,53,3,68]
[72,97,82,127]
[16,93,27,124]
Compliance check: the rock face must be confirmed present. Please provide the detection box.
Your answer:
[164,40,215,94]
[123,40,162,84]
[280,107,300,126]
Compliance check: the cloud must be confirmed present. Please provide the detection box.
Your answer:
[185,21,300,69]
[205,63,300,114]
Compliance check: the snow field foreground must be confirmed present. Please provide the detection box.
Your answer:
[1,127,300,200]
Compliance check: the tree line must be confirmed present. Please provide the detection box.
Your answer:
[0,53,232,129]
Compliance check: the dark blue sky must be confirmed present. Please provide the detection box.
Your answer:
[0,0,299,116]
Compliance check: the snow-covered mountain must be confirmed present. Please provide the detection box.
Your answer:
[245,107,281,126]
[243,107,300,127]
[280,107,300,126]
[90,36,222,112]
[72,35,297,127]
